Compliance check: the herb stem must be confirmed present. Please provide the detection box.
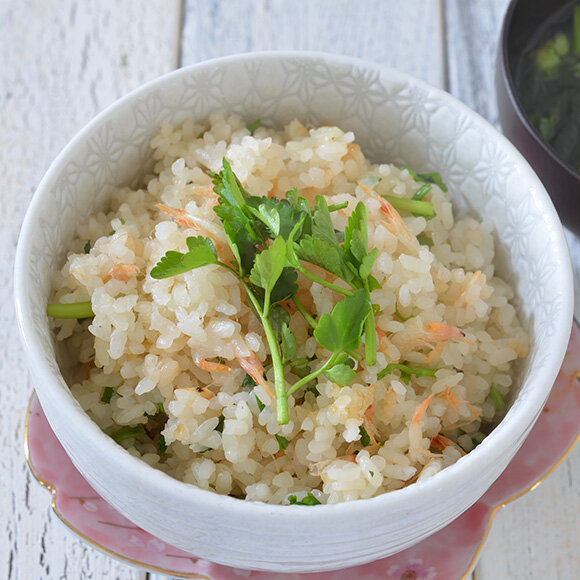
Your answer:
[297,263,353,296]
[286,352,339,397]
[292,295,317,329]
[237,276,289,424]
[46,301,94,319]
[382,195,436,219]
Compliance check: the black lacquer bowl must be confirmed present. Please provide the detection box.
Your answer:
[496,0,580,235]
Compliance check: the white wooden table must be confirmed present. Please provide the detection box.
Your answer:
[2,1,579,578]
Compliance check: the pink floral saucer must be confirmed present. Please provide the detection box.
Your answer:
[25,321,580,580]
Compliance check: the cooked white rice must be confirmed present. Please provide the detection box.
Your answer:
[50,113,529,504]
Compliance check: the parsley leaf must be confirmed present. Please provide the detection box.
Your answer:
[249,236,287,295]
[312,195,338,245]
[281,323,297,363]
[150,236,218,279]
[314,288,371,352]
[324,363,357,386]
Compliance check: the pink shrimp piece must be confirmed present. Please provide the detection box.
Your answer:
[103,263,139,283]
[454,271,485,308]
[430,434,466,456]
[357,181,419,254]
[238,352,275,398]
[423,321,474,345]
[156,203,197,228]
[409,393,434,464]
[193,355,231,373]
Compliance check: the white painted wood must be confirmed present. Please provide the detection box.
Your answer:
[444,0,512,127]
[0,0,180,578]
[180,0,446,89]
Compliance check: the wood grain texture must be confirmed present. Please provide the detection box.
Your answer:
[180,0,445,88]
[444,0,511,126]
[0,1,180,578]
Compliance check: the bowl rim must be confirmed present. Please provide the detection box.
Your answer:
[14,50,574,525]
[499,0,580,182]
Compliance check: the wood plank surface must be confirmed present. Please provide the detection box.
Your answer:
[180,0,446,88]
[0,1,180,579]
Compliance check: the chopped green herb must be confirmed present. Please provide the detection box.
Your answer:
[369,471,374,477]
[359,425,371,447]
[248,119,261,134]
[158,434,167,455]
[100,387,114,404]
[275,434,290,452]
[377,363,436,381]
[327,201,349,212]
[416,233,434,248]
[288,492,321,505]
[83,240,92,254]
[111,424,146,444]
[216,414,225,433]
[382,195,436,219]
[242,373,257,390]
[488,385,506,411]
[404,167,448,192]
[46,301,94,319]
[120,53,128,67]
[255,394,266,412]
[412,184,432,201]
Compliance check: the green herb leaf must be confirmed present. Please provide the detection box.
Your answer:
[100,387,114,404]
[111,424,146,444]
[296,236,351,281]
[488,385,506,411]
[249,236,287,293]
[242,373,257,390]
[404,167,448,192]
[157,434,167,454]
[417,233,434,248]
[248,119,261,133]
[314,288,371,353]
[216,414,225,432]
[83,240,92,254]
[275,434,290,452]
[288,492,321,505]
[312,195,338,245]
[255,394,266,412]
[359,248,378,279]
[268,304,291,342]
[281,322,297,362]
[324,363,357,386]
[150,236,218,279]
[412,184,432,201]
[359,425,371,446]
[377,363,436,380]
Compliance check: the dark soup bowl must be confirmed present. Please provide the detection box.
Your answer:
[496,0,580,235]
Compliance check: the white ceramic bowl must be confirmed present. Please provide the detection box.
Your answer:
[15,52,574,572]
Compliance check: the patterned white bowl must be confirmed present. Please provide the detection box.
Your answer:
[14,52,574,572]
